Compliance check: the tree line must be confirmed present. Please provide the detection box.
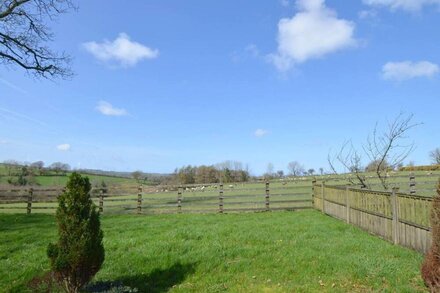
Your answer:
[1,160,71,186]
[171,161,250,185]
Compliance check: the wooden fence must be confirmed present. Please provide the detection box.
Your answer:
[0,182,313,215]
[313,182,433,253]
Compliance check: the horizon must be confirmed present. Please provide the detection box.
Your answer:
[1,0,439,175]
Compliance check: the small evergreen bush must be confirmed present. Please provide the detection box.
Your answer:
[422,180,440,290]
[47,172,105,293]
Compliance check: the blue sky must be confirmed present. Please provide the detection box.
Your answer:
[0,0,439,175]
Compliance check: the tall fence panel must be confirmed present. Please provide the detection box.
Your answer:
[314,183,432,253]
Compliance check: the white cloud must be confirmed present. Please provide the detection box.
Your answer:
[83,33,159,67]
[96,101,128,116]
[254,129,269,137]
[57,144,71,151]
[0,139,10,145]
[269,0,356,71]
[363,0,440,12]
[382,61,439,81]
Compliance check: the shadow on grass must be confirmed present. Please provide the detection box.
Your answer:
[86,262,196,293]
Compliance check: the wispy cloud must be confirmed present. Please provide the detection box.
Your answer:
[268,0,357,71]
[363,0,440,12]
[382,61,439,81]
[0,77,28,94]
[254,129,269,137]
[96,101,128,116]
[0,107,48,127]
[83,33,159,67]
[57,143,71,151]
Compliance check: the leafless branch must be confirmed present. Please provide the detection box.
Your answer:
[0,0,75,78]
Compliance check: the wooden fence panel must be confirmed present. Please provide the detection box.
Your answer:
[315,182,433,253]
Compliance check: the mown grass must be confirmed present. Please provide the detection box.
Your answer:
[0,210,427,292]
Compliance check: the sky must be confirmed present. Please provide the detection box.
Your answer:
[0,0,439,175]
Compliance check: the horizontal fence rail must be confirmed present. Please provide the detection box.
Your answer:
[313,182,435,253]
[0,182,313,215]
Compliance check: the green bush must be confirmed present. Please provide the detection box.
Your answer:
[47,172,105,293]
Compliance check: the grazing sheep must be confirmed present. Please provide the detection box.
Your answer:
[229,184,234,188]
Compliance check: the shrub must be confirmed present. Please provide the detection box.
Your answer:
[47,172,105,293]
[421,180,440,290]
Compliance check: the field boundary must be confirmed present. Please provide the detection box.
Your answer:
[0,182,313,215]
[313,182,434,253]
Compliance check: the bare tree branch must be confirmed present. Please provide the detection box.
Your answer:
[0,0,75,78]
[328,113,420,190]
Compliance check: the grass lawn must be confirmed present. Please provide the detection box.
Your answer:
[0,210,427,292]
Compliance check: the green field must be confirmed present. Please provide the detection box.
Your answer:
[0,210,427,292]
[0,164,137,187]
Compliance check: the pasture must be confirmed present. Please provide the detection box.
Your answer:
[0,210,426,292]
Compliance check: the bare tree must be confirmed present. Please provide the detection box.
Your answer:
[276,170,284,178]
[430,148,440,164]
[131,170,144,183]
[265,162,274,179]
[3,159,19,176]
[50,162,70,175]
[287,161,304,177]
[329,113,420,190]
[0,0,75,78]
[328,141,368,188]
[30,160,44,174]
[364,113,420,189]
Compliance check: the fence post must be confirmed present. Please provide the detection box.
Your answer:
[27,188,33,214]
[99,188,104,214]
[409,172,416,195]
[137,185,143,214]
[265,181,270,211]
[321,182,325,213]
[219,183,224,213]
[312,179,317,208]
[177,186,182,213]
[345,186,350,224]
[391,187,400,245]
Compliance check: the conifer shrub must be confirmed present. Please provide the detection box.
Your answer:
[422,180,440,290]
[47,172,105,293]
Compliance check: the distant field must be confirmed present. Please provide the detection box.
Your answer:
[0,164,137,187]
[0,210,426,292]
